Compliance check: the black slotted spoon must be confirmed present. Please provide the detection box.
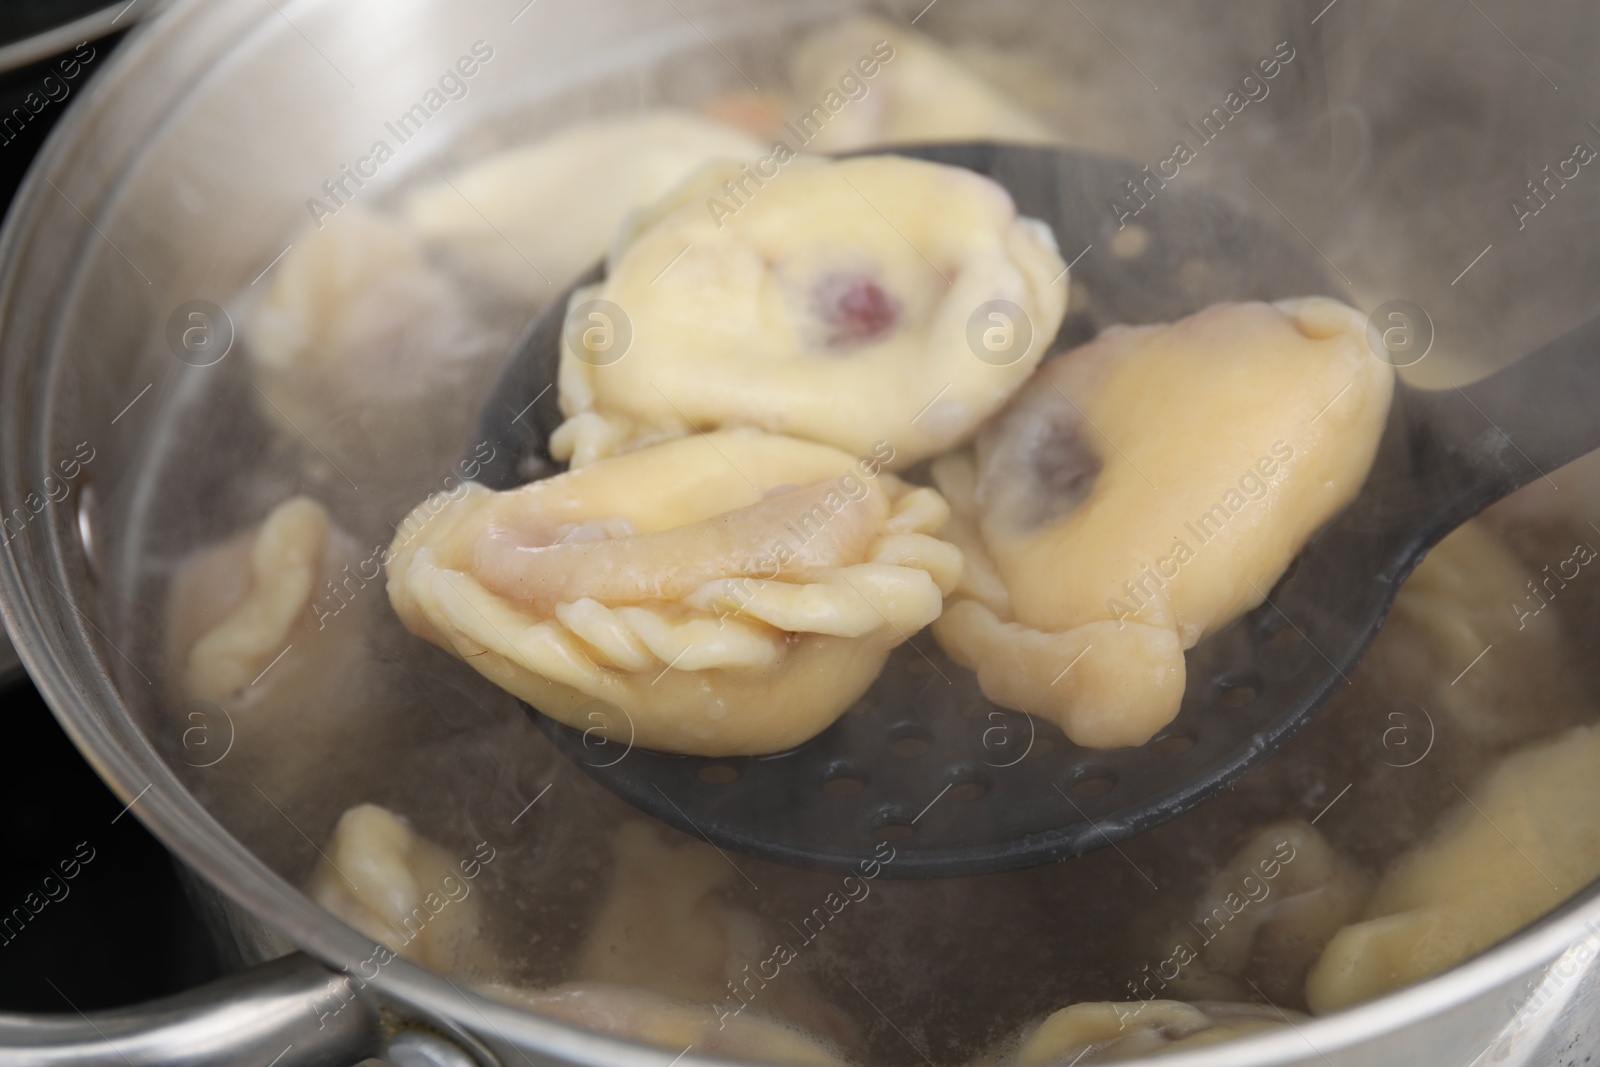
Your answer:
[473,142,1600,877]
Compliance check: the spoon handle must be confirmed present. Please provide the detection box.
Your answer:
[1401,312,1600,539]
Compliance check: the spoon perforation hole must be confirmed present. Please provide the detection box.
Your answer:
[888,724,933,758]
[946,765,990,802]
[870,806,916,841]
[822,761,866,797]
[1067,771,1116,798]
[1152,734,1195,757]
[1217,682,1260,709]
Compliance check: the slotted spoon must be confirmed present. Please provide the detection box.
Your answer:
[474,142,1600,877]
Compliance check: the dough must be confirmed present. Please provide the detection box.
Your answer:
[484,982,844,1067]
[245,207,492,473]
[1003,1000,1292,1065]
[932,298,1394,747]
[403,111,764,302]
[575,822,855,1048]
[1377,520,1587,749]
[307,803,494,975]
[552,155,1066,470]
[385,430,962,755]
[1187,822,1370,1005]
[166,496,370,771]
[576,821,765,1000]
[788,16,1057,152]
[1306,720,1600,1013]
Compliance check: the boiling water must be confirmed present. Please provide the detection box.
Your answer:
[107,1,1600,1062]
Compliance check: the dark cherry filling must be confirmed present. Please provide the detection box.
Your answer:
[810,271,900,349]
[1031,411,1103,518]
[1034,414,1101,503]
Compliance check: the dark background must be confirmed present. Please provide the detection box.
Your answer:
[0,11,224,1014]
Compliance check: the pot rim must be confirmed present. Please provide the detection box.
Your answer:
[0,2,1592,1065]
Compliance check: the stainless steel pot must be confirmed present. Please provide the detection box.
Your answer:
[4,1,1600,1064]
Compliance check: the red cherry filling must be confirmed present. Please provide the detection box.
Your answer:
[811,271,900,349]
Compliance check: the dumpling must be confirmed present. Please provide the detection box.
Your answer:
[307,803,496,976]
[483,983,845,1067]
[1306,720,1600,1013]
[551,155,1067,470]
[574,822,855,1047]
[245,207,494,476]
[165,496,371,771]
[385,430,962,755]
[1001,1000,1291,1065]
[931,298,1394,748]
[576,821,770,1000]
[787,16,1058,152]
[1182,822,1370,1005]
[402,111,764,303]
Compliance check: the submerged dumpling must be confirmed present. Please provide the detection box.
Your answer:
[166,496,371,772]
[1185,822,1370,1005]
[575,822,855,1047]
[1002,1000,1292,1065]
[1306,720,1600,1013]
[788,17,1057,152]
[245,207,493,474]
[552,155,1067,470]
[484,983,845,1067]
[307,803,496,976]
[403,111,764,302]
[932,298,1395,748]
[386,430,961,755]
[576,821,768,1000]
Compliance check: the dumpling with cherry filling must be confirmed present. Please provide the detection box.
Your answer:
[385,430,961,755]
[552,155,1066,470]
[932,298,1394,748]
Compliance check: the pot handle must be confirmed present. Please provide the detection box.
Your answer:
[0,952,382,1066]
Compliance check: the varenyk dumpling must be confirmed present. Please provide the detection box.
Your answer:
[552,155,1067,470]
[386,430,961,755]
[308,802,496,976]
[932,298,1394,748]
[403,110,765,302]
[166,496,372,780]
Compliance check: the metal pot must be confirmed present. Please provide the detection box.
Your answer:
[3,0,1600,1064]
